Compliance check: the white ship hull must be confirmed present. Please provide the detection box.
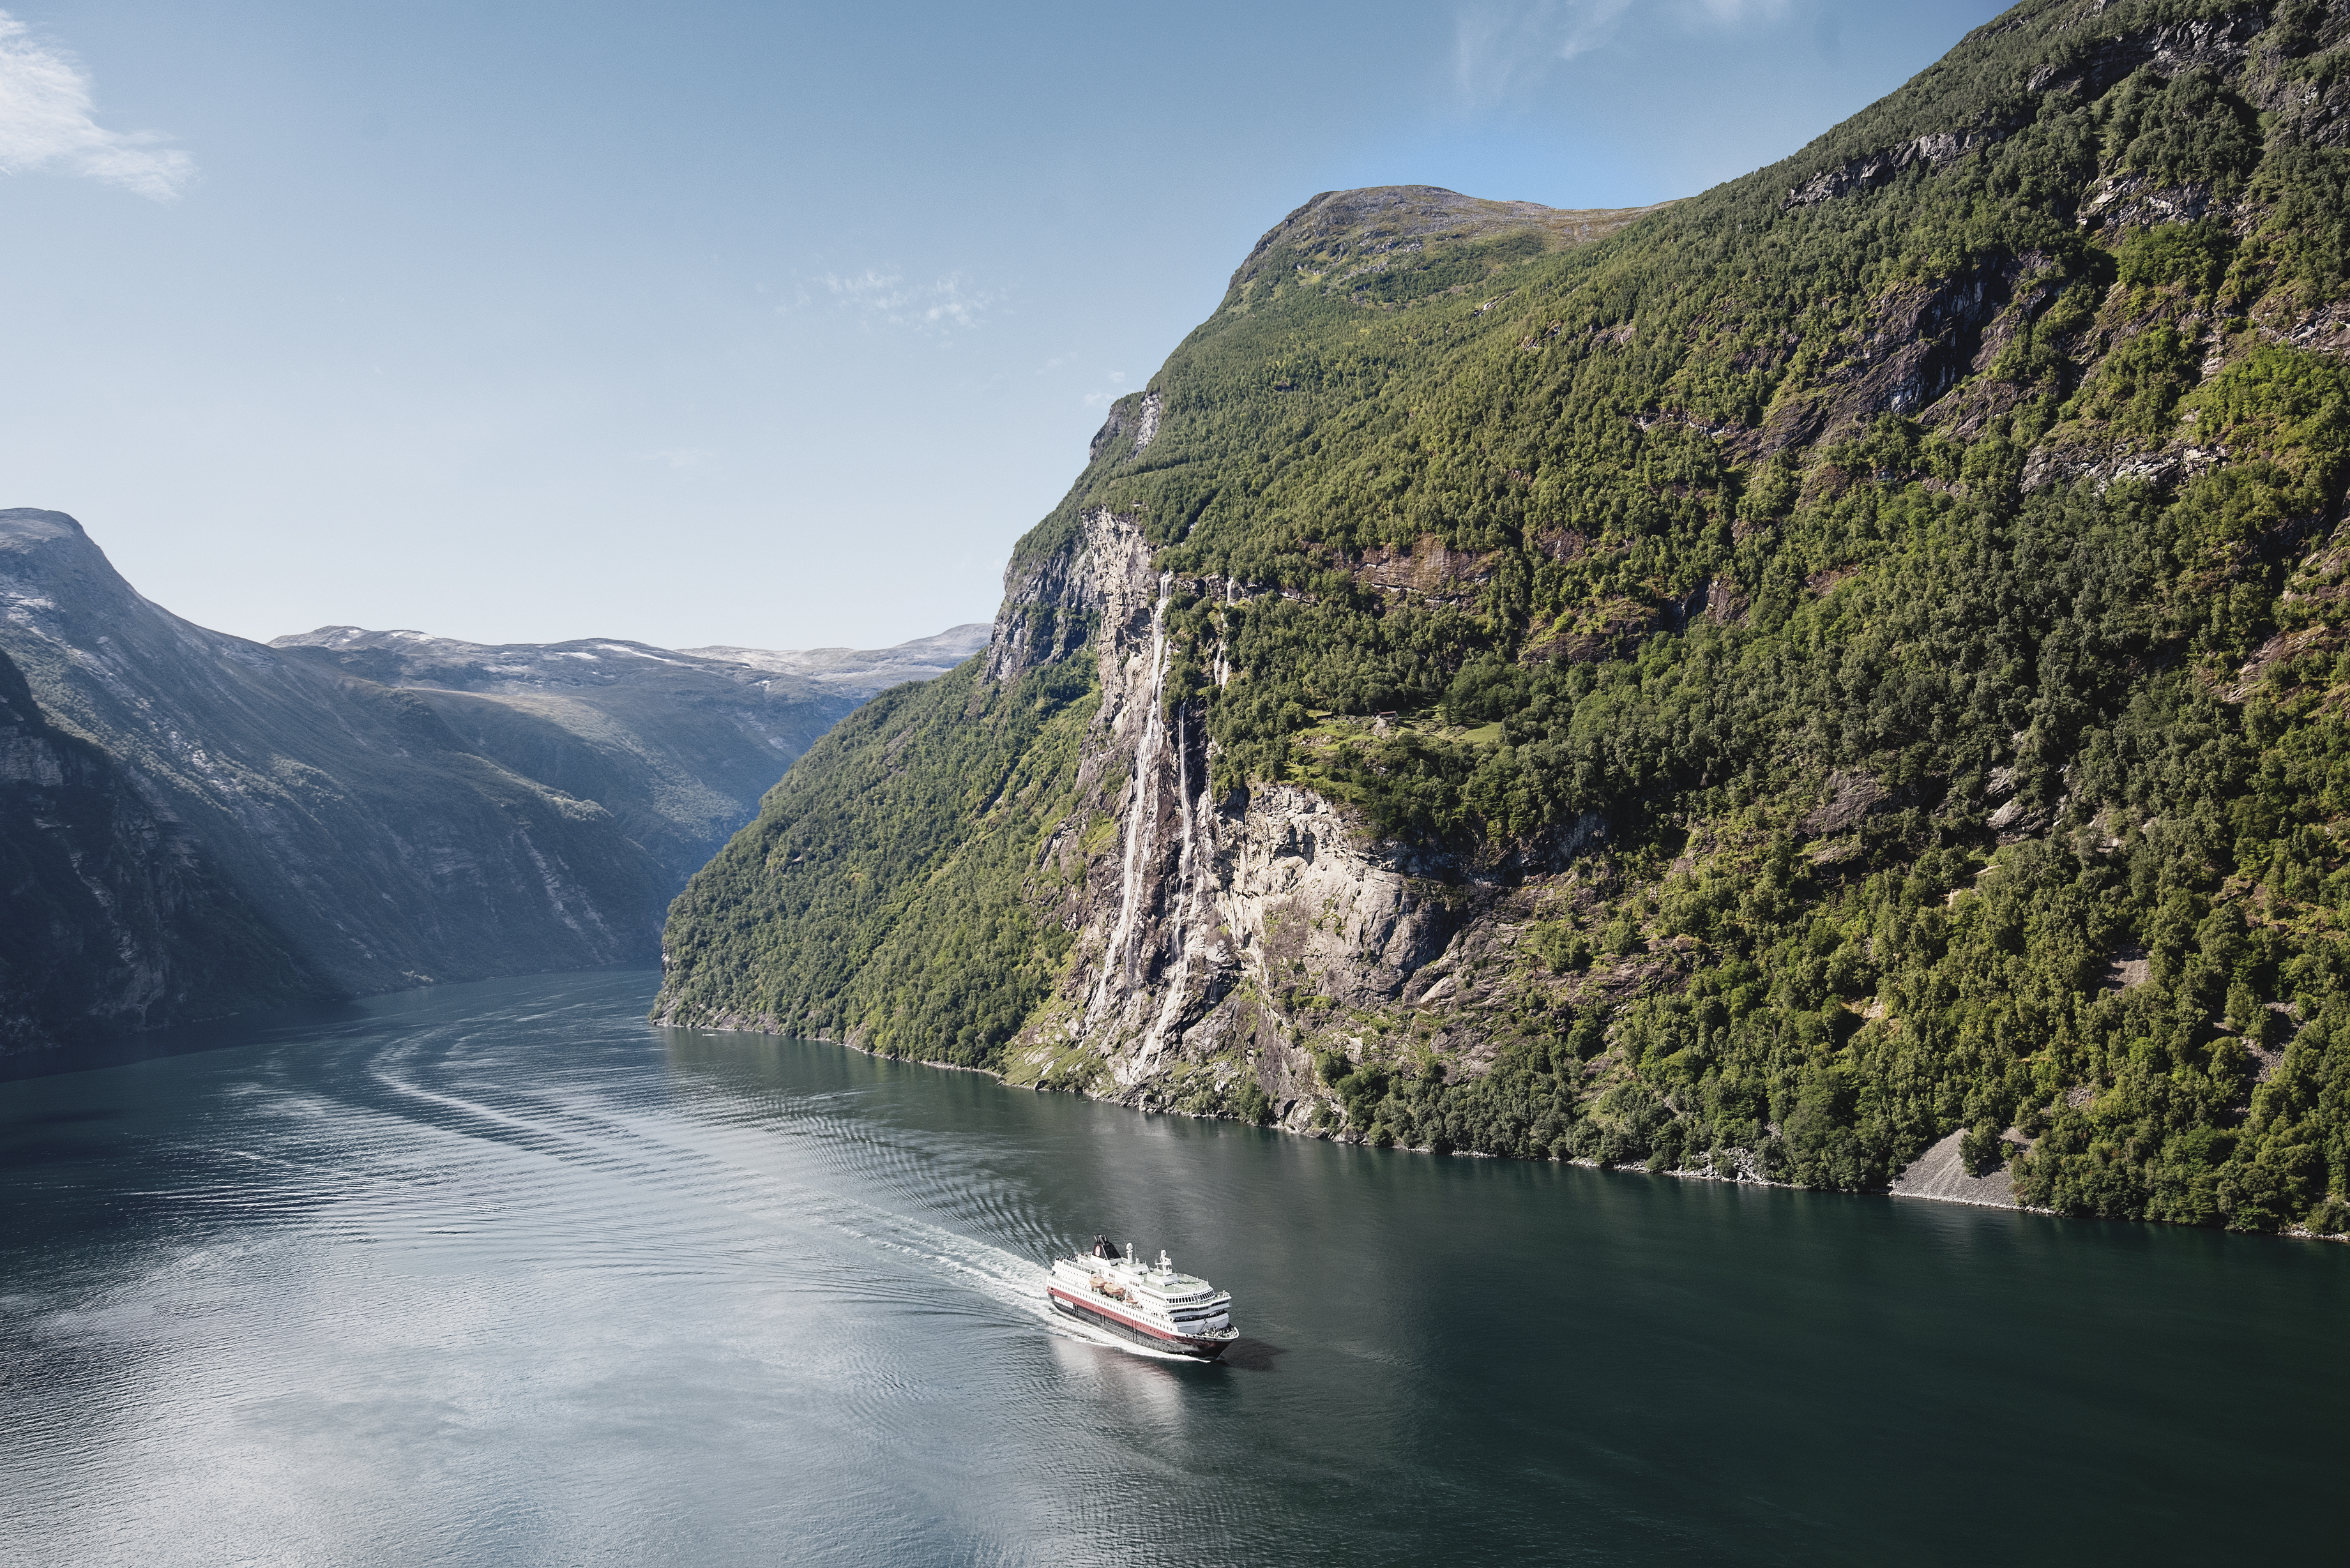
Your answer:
[1048,1242,1236,1361]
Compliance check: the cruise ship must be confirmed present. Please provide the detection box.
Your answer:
[1047,1236,1238,1359]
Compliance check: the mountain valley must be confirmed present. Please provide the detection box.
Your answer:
[0,506,982,1054]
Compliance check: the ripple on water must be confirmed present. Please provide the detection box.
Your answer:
[3,969,2346,1567]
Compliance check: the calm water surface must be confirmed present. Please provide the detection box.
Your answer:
[2,970,2342,1565]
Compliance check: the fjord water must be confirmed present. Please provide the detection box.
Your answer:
[3,972,2341,1565]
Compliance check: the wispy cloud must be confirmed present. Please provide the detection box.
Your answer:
[0,11,195,200]
[1454,0,1626,102]
[1556,0,1633,61]
[1455,0,1798,100]
[1687,0,1794,22]
[644,447,716,472]
[816,268,996,333]
[1082,370,1129,408]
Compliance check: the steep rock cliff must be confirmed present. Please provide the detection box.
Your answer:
[270,622,986,888]
[0,508,980,1053]
[0,646,330,1050]
[655,183,1662,1111]
[982,506,1600,1127]
[0,509,670,995]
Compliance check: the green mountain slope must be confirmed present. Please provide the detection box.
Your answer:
[658,0,2350,1237]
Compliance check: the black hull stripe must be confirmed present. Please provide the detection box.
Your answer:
[1049,1293,1229,1360]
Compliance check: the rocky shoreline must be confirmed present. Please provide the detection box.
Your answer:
[655,1018,2350,1244]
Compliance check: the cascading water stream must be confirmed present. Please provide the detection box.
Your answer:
[1085,576,1174,1030]
[1079,559,1218,1057]
[1146,701,1206,1053]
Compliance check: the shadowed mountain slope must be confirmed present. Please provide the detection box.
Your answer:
[269,623,985,889]
[0,508,978,1052]
[0,645,333,1049]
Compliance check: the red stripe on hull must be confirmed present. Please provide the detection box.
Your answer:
[1048,1286,1229,1359]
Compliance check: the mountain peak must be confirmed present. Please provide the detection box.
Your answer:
[0,508,88,538]
[272,621,990,700]
[1227,185,1672,296]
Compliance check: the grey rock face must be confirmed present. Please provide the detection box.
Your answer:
[268,622,983,889]
[0,645,331,1052]
[0,509,669,999]
[1759,252,2056,451]
[0,508,974,1044]
[987,509,1581,1125]
[1891,1128,2034,1210]
[1784,126,2010,208]
[2021,11,2270,99]
[278,623,986,704]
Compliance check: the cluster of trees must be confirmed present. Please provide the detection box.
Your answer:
[656,655,1098,1067]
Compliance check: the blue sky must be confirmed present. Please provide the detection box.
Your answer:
[0,0,2005,650]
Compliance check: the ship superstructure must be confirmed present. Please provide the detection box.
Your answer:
[1047,1235,1237,1359]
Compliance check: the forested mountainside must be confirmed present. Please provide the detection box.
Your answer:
[0,508,980,1054]
[658,0,2350,1237]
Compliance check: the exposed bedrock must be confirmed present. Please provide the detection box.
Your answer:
[994,508,1596,1127]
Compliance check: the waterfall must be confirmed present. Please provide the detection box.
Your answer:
[1086,577,1173,1025]
[1081,562,1218,1058]
[1145,698,1206,1053]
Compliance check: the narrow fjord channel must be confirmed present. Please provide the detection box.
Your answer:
[3,970,2341,1565]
